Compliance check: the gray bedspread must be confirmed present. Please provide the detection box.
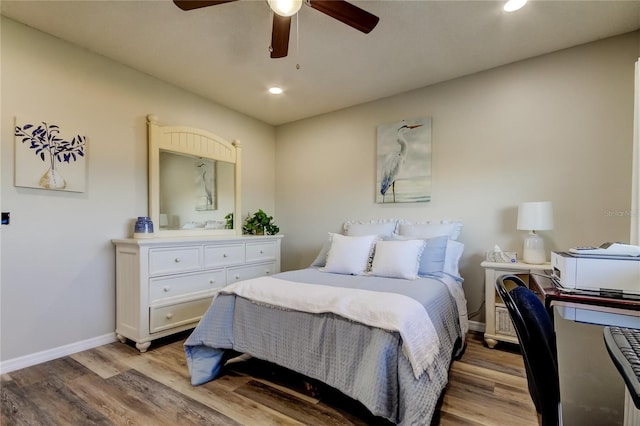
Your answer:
[184,268,464,425]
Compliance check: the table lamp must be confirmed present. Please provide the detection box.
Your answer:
[517,201,553,264]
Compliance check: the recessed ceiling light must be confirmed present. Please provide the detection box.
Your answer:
[269,87,284,95]
[504,0,527,12]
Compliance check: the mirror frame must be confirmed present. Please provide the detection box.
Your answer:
[147,114,242,237]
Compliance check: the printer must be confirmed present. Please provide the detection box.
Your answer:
[551,249,640,296]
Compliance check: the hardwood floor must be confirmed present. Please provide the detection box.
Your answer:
[1,331,537,425]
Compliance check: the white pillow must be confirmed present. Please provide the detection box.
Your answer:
[397,221,463,241]
[343,219,398,239]
[322,233,377,275]
[370,239,426,280]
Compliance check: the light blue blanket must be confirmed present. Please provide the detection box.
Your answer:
[184,268,463,425]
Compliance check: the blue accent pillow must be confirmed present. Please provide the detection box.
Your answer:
[392,234,449,276]
[417,235,449,276]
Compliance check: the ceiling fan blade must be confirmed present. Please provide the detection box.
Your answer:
[308,0,379,34]
[173,0,237,11]
[270,14,291,59]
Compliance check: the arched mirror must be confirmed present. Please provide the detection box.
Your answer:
[147,114,241,237]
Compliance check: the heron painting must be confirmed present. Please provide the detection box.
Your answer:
[376,117,432,203]
[195,158,216,211]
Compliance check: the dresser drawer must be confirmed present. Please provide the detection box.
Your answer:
[149,246,202,276]
[227,262,275,283]
[149,269,225,303]
[149,297,213,333]
[246,241,277,263]
[204,244,245,268]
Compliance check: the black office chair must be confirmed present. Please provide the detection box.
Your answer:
[495,274,560,426]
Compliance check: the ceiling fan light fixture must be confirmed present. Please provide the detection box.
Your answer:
[504,0,527,12]
[268,0,303,17]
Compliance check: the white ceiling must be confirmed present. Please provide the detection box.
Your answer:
[2,0,640,125]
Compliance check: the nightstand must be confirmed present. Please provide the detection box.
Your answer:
[481,261,551,348]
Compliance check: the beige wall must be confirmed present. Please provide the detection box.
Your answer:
[0,17,276,362]
[275,32,639,323]
[1,14,638,365]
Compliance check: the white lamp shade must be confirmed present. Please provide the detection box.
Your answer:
[268,0,303,16]
[517,201,554,231]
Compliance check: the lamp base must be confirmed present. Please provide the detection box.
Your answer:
[522,231,546,264]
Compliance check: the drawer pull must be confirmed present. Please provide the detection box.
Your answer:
[265,270,270,275]
[223,253,228,258]
[260,250,264,254]
[174,258,181,263]
[163,286,171,292]
[166,313,174,320]
[235,275,240,280]
[209,279,216,284]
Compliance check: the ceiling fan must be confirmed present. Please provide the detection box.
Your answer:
[173,0,380,58]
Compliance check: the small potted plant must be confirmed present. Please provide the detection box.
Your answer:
[224,212,234,229]
[243,209,279,235]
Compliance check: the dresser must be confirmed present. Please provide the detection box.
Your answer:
[112,235,283,352]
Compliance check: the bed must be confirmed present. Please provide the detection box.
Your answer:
[184,219,468,425]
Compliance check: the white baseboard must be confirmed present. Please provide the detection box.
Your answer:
[0,333,117,375]
[468,320,485,333]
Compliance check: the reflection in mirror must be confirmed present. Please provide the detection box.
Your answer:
[159,150,235,230]
[147,114,241,236]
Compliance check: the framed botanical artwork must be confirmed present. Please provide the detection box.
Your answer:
[376,117,432,203]
[14,117,87,192]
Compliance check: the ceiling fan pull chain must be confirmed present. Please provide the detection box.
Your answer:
[268,10,274,53]
[295,12,302,70]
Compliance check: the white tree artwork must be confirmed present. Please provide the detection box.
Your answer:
[14,118,87,192]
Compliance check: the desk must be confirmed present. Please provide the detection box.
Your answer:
[531,273,640,426]
[531,272,640,315]
[604,327,640,426]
